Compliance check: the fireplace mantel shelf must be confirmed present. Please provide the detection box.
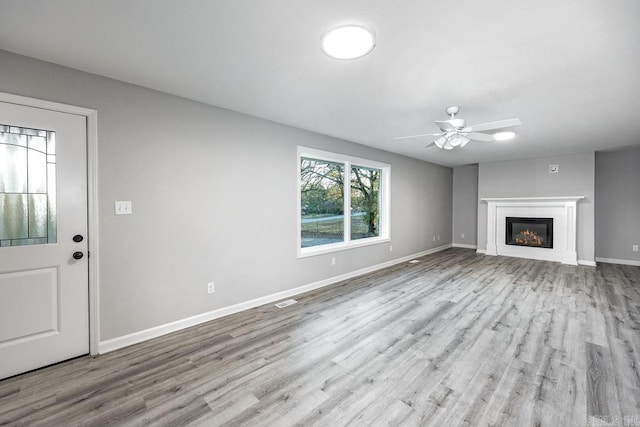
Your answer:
[481,196,585,203]
[481,196,585,265]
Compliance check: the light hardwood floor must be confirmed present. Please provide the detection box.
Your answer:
[1,248,639,426]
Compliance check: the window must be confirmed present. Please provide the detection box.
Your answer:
[298,147,389,256]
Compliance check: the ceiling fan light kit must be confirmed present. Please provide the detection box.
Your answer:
[493,131,517,141]
[395,106,522,151]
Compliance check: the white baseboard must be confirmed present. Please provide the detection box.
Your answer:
[452,243,477,249]
[98,244,452,354]
[477,249,597,267]
[595,257,640,267]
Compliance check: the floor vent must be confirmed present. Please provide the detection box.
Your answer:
[408,260,420,264]
[275,299,298,308]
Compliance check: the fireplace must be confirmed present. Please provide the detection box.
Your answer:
[506,217,553,249]
[482,196,583,265]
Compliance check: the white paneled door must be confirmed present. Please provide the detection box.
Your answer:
[0,101,88,380]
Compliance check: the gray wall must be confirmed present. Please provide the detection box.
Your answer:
[595,148,640,262]
[452,164,478,247]
[0,50,452,341]
[477,152,595,263]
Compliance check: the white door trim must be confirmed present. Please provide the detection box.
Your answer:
[0,92,100,356]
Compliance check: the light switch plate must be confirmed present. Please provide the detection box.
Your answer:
[115,201,132,215]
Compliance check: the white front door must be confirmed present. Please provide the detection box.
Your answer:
[0,101,89,380]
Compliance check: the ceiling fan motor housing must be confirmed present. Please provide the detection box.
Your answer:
[448,118,466,129]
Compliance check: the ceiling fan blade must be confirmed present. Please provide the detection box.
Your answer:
[434,120,456,131]
[466,118,521,132]
[425,142,436,148]
[464,132,494,142]
[394,132,443,140]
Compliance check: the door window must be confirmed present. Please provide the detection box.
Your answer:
[0,124,56,247]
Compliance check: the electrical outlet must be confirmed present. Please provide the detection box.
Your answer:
[633,245,639,252]
[437,235,440,241]
[433,236,436,241]
[207,282,215,294]
[389,245,393,252]
[461,233,465,239]
[331,257,336,265]
[549,165,559,173]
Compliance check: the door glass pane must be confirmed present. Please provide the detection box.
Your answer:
[47,163,57,243]
[27,148,47,193]
[0,194,28,241]
[28,194,48,238]
[0,125,57,247]
[0,144,28,193]
[28,135,47,152]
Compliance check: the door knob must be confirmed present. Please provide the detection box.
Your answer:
[72,251,84,260]
[73,235,84,243]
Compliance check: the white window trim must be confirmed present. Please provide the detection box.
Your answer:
[297,146,390,258]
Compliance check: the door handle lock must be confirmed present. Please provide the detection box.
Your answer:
[72,251,84,260]
[73,235,84,243]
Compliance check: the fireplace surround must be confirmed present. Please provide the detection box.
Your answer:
[481,196,584,265]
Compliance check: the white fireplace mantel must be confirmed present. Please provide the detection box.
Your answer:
[481,196,584,265]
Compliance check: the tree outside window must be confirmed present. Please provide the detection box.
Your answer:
[350,166,380,241]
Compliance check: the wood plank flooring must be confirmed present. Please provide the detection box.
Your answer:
[1,248,639,426]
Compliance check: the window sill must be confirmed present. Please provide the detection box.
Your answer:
[297,237,391,258]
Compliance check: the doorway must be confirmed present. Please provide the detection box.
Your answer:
[0,94,98,379]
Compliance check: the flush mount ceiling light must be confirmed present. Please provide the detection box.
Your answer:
[493,131,517,141]
[321,23,376,60]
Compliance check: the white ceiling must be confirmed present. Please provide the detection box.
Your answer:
[1,0,639,167]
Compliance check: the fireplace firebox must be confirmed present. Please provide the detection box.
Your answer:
[506,217,553,249]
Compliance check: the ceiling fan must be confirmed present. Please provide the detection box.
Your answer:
[395,106,521,150]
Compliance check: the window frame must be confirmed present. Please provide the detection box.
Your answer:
[297,146,390,258]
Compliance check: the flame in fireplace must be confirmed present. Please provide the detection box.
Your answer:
[514,229,544,246]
